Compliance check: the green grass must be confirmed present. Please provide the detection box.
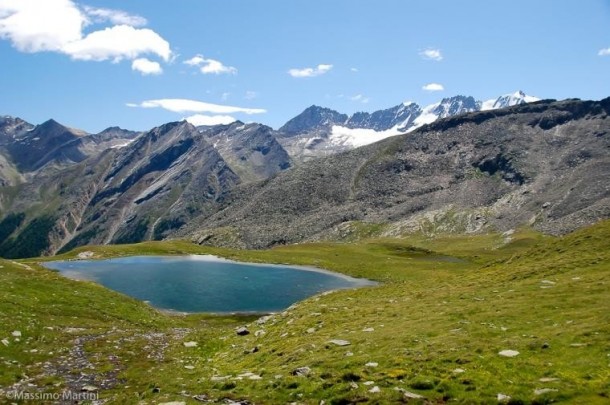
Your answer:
[0,221,608,404]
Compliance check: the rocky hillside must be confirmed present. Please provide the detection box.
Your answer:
[0,97,608,257]
[185,97,610,248]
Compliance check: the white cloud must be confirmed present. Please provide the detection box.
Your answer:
[350,94,370,104]
[185,114,236,126]
[83,6,147,27]
[62,25,171,62]
[0,0,171,69]
[244,91,257,100]
[183,54,205,66]
[420,48,443,61]
[0,0,85,52]
[422,83,444,92]
[127,98,266,115]
[221,92,231,101]
[598,47,610,56]
[350,67,359,72]
[131,58,162,75]
[288,64,333,78]
[183,54,237,74]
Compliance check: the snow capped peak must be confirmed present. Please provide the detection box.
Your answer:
[402,101,415,107]
[481,90,540,111]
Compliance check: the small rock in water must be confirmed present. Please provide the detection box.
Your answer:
[183,341,198,348]
[497,393,511,402]
[236,327,250,336]
[328,339,350,346]
[368,386,380,393]
[291,366,311,377]
[365,362,378,367]
[498,350,520,357]
[11,331,21,337]
[534,388,558,395]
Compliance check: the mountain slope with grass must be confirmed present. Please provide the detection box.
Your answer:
[0,220,608,403]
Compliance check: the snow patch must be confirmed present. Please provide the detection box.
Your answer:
[329,125,403,147]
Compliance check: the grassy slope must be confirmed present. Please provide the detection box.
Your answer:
[0,222,608,404]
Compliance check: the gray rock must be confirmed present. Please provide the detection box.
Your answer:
[328,339,351,346]
[236,327,250,336]
[498,350,519,357]
[291,366,311,377]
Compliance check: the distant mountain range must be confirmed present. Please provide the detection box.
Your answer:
[1,92,608,259]
[276,91,541,160]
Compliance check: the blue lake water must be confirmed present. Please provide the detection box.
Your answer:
[43,255,375,313]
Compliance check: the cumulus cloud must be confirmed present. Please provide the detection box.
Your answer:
[350,67,359,72]
[598,47,610,56]
[0,0,171,70]
[350,94,370,104]
[83,6,147,27]
[0,0,85,52]
[288,64,333,78]
[63,25,171,62]
[183,54,237,74]
[131,58,162,75]
[127,98,267,115]
[185,114,237,126]
[422,83,444,92]
[419,48,443,61]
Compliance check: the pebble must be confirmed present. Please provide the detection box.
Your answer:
[453,368,465,374]
[184,365,195,370]
[11,331,21,337]
[539,377,560,382]
[183,341,198,348]
[362,328,374,332]
[365,362,378,367]
[1,339,9,346]
[307,328,316,334]
[363,381,374,386]
[403,390,424,399]
[369,386,380,393]
[328,339,350,346]
[292,367,311,377]
[81,385,98,392]
[497,393,511,402]
[498,350,520,357]
[254,330,266,337]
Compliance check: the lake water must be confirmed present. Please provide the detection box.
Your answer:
[43,255,375,313]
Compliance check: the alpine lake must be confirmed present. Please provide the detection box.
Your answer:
[43,255,375,314]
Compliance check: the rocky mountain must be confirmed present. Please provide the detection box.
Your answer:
[277,91,540,161]
[0,119,294,257]
[0,117,140,174]
[198,121,291,182]
[0,96,608,258]
[183,97,610,248]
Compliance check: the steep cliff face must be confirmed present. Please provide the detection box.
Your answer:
[185,98,610,248]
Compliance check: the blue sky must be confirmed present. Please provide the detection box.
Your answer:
[0,0,609,133]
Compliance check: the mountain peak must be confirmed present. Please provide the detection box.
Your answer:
[279,105,348,135]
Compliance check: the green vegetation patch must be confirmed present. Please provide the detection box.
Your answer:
[0,221,608,403]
